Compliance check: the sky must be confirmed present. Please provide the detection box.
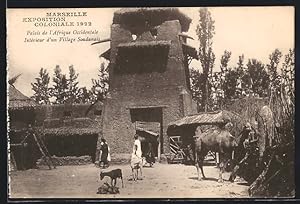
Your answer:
[7,7,294,96]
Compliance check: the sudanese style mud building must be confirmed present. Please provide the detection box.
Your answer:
[99,8,198,160]
[34,102,103,162]
[9,84,103,168]
[9,85,37,170]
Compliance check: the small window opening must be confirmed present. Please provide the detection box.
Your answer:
[94,109,102,116]
[63,110,72,117]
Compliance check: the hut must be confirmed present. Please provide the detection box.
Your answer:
[8,85,37,170]
[221,96,269,129]
[167,110,243,137]
[35,102,103,164]
[166,110,242,163]
[9,83,104,166]
[99,8,198,162]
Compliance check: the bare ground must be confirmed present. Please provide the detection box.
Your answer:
[9,163,249,198]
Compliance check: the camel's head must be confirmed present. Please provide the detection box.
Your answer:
[225,131,238,149]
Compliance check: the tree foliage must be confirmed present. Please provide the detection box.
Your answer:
[77,87,93,104]
[190,68,205,111]
[31,63,110,105]
[90,62,109,103]
[196,7,216,111]
[247,59,270,97]
[50,65,69,104]
[31,68,51,104]
[281,49,294,98]
[220,50,231,73]
[223,68,239,100]
[190,7,295,115]
[236,55,252,97]
[189,48,294,112]
[67,65,80,103]
[267,49,282,95]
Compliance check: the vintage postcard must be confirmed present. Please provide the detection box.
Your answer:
[7,7,295,199]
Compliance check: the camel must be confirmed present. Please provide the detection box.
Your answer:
[194,124,238,182]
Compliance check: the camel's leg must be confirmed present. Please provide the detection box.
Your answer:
[195,162,201,180]
[121,177,124,188]
[229,165,240,182]
[217,148,226,183]
[195,151,202,180]
[218,164,224,182]
[199,150,208,179]
[114,178,117,186]
[218,157,225,183]
[199,158,206,179]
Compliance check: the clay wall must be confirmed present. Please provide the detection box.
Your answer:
[102,19,196,158]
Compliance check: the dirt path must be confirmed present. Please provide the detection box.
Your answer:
[9,163,249,198]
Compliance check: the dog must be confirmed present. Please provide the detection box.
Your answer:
[99,168,124,188]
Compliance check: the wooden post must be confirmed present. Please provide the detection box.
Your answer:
[20,144,25,170]
[33,133,52,170]
[216,152,219,165]
[158,136,161,162]
[37,135,56,169]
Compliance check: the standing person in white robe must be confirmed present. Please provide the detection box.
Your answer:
[130,134,143,180]
[133,134,142,159]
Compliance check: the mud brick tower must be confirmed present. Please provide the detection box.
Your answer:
[100,8,198,161]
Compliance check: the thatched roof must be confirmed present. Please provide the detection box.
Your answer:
[113,8,192,32]
[135,121,160,137]
[167,110,242,135]
[117,40,171,49]
[100,48,111,60]
[169,110,238,126]
[182,43,198,60]
[43,117,98,129]
[43,127,99,136]
[9,85,36,110]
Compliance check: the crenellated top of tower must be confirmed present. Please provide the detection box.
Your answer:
[113,8,192,33]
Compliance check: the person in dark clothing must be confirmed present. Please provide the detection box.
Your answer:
[145,142,155,167]
[22,124,37,170]
[100,138,109,168]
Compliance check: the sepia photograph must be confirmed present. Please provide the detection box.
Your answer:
[7,7,295,199]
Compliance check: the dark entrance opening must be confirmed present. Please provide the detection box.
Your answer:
[137,130,159,157]
[9,130,40,170]
[130,107,163,156]
[115,45,169,75]
[44,134,98,162]
[9,109,37,170]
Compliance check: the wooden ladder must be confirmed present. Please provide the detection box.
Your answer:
[32,133,56,170]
